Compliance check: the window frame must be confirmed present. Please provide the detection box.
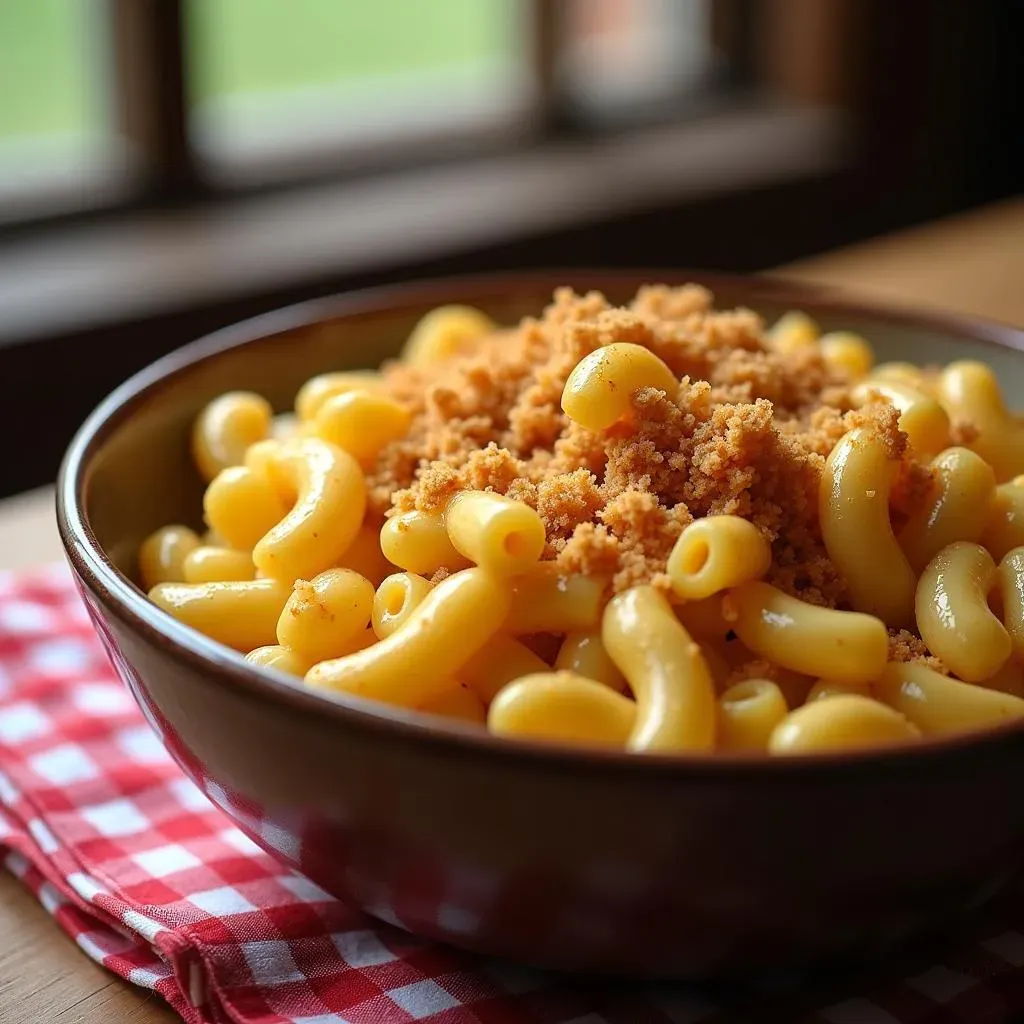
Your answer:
[0,0,758,232]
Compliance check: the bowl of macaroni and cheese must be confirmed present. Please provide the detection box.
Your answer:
[58,271,1024,977]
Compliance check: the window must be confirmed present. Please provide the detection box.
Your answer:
[0,0,121,220]
[0,0,754,223]
[188,0,533,184]
[558,0,717,125]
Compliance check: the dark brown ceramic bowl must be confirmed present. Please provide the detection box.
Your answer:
[58,271,1024,979]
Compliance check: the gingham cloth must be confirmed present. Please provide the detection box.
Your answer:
[4,567,1024,1024]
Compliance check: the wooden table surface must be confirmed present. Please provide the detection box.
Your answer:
[1,196,1022,1023]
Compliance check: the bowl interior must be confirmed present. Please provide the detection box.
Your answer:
[78,272,1023,590]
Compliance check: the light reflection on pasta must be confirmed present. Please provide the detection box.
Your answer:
[139,290,1024,756]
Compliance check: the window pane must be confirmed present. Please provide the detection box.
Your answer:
[188,0,529,179]
[0,0,115,217]
[560,0,716,121]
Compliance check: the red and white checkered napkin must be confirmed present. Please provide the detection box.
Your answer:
[4,567,1024,1024]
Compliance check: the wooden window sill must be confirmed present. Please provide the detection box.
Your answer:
[0,102,845,348]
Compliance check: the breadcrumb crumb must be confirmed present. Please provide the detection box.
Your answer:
[366,285,936,671]
[888,630,948,674]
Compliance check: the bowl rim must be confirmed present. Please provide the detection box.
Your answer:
[57,268,1024,778]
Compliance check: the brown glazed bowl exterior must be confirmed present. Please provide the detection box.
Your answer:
[57,271,1024,979]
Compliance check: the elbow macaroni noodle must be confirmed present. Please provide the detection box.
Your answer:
[723,581,889,684]
[937,361,1024,481]
[139,525,200,590]
[897,447,996,572]
[459,635,550,705]
[489,672,637,747]
[379,509,469,576]
[371,572,433,640]
[667,516,771,601]
[251,438,366,582]
[315,391,412,466]
[554,630,628,694]
[276,568,375,663]
[717,679,788,752]
[561,343,677,432]
[768,694,921,754]
[914,542,1010,683]
[182,545,256,584]
[818,331,874,379]
[980,479,1024,560]
[444,490,546,576]
[191,391,272,483]
[850,378,950,457]
[602,586,717,753]
[138,297,1024,756]
[820,427,917,628]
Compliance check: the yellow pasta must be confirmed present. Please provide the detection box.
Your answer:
[271,413,299,441]
[340,628,379,656]
[242,439,291,496]
[819,331,873,378]
[554,630,628,693]
[805,678,872,702]
[716,679,788,752]
[295,370,384,422]
[445,490,546,576]
[673,595,731,639]
[276,569,375,662]
[602,585,716,753]
[504,566,607,635]
[371,572,433,640]
[182,546,256,584]
[724,582,888,683]
[138,524,201,590]
[458,635,549,705]
[191,391,273,483]
[769,695,921,755]
[981,481,1024,560]
[977,657,1024,699]
[417,684,487,725]
[850,378,950,457]
[674,596,763,686]
[252,438,367,582]
[938,360,1024,481]
[314,391,412,464]
[203,466,289,552]
[874,662,1024,736]
[488,672,636,748]
[149,578,290,652]
[667,515,771,600]
[820,427,916,627]
[998,547,1024,657]
[915,541,1010,683]
[561,342,677,432]
[245,644,316,677]
[305,568,511,707]
[870,361,927,386]
[336,521,396,587]
[770,668,815,710]
[379,510,469,576]
[768,310,818,354]
[139,294,1024,758]
[400,305,496,366]
[898,447,996,572]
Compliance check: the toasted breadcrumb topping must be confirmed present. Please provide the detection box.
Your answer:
[367,285,934,615]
